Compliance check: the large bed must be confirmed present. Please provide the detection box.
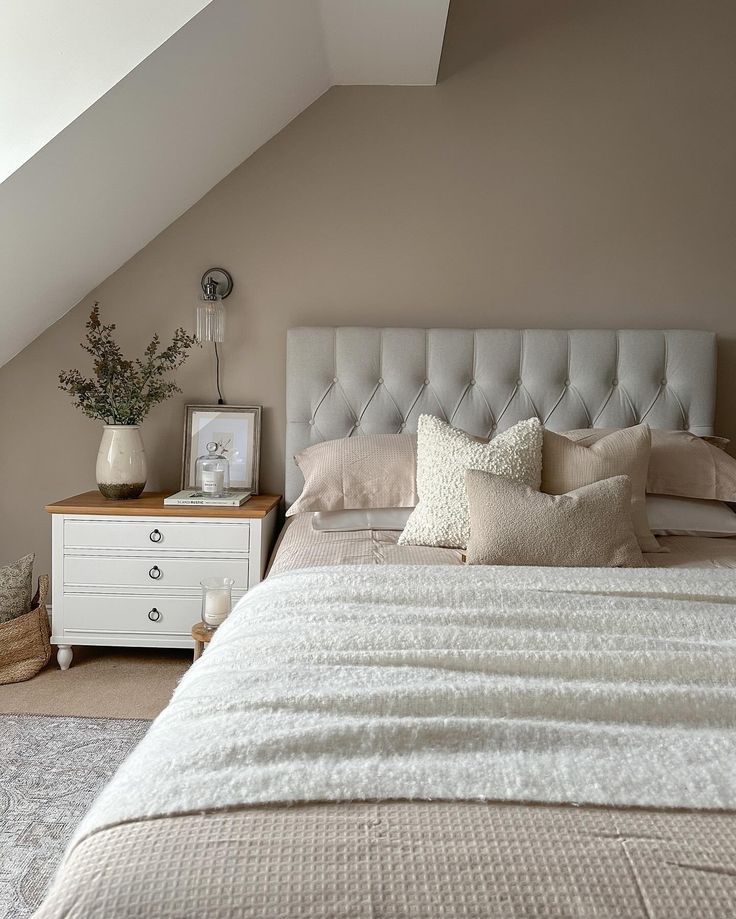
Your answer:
[35,329,736,918]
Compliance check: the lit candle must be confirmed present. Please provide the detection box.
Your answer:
[203,590,230,626]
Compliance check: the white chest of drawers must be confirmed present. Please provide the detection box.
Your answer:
[47,491,280,670]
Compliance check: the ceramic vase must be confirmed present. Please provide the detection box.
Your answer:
[96,425,147,499]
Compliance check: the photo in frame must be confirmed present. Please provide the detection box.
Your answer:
[181,405,261,494]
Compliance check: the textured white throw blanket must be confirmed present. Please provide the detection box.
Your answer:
[71,565,736,849]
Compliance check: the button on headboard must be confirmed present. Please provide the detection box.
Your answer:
[285,328,716,506]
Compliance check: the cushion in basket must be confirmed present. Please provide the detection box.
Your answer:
[399,415,543,550]
[564,428,736,503]
[543,425,660,553]
[0,575,51,685]
[288,433,417,516]
[0,553,34,624]
[465,471,644,568]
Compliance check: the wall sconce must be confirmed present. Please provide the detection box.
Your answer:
[196,267,233,404]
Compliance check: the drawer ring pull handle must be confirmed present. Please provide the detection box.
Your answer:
[149,565,162,580]
[149,528,163,543]
[148,608,161,622]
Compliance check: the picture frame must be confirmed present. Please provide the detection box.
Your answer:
[181,405,262,494]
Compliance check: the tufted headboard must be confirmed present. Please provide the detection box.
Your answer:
[285,328,716,505]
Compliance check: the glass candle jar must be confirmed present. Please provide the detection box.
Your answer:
[200,577,234,631]
[195,442,230,498]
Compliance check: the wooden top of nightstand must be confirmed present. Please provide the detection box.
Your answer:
[46,491,281,519]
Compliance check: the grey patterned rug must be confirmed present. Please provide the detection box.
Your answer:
[0,713,150,919]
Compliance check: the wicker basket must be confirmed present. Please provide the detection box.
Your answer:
[0,575,51,685]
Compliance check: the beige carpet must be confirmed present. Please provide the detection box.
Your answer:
[0,646,191,719]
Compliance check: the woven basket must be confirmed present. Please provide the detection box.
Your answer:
[0,575,51,685]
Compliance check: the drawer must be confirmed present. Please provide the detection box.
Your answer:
[64,519,250,553]
[63,555,249,591]
[62,594,204,636]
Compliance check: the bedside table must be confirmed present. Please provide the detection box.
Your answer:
[46,491,280,670]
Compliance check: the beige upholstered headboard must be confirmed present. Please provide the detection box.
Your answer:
[285,328,716,505]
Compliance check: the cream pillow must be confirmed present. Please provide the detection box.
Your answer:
[564,428,736,503]
[288,433,417,516]
[646,495,736,537]
[466,471,644,568]
[543,424,660,553]
[398,415,543,549]
[312,508,413,532]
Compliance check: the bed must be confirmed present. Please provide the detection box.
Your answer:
[35,329,736,919]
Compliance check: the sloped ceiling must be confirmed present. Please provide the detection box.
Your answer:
[0,0,449,368]
[0,0,214,183]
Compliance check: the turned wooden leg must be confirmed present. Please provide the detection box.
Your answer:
[57,645,73,670]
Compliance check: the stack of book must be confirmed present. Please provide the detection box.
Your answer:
[164,490,252,507]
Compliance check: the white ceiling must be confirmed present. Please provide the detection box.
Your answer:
[0,0,449,369]
[0,0,213,182]
[321,0,450,85]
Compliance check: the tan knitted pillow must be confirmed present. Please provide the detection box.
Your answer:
[288,433,417,516]
[542,424,660,552]
[466,472,644,568]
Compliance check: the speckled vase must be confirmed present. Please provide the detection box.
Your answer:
[96,425,147,500]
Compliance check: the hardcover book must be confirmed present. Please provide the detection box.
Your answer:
[164,490,252,507]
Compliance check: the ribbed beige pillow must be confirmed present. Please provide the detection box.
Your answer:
[564,428,736,502]
[543,424,660,552]
[466,471,644,568]
[288,433,417,516]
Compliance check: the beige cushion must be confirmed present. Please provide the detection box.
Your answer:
[543,424,660,553]
[287,434,417,516]
[399,415,543,550]
[466,472,644,568]
[565,429,736,503]
[0,553,34,624]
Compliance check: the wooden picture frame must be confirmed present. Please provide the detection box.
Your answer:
[181,405,262,494]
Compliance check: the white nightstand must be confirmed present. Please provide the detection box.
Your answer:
[46,491,280,670]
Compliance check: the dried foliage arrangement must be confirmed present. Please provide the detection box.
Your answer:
[59,304,197,425]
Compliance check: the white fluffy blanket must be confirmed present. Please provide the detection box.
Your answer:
[72,565,736,848]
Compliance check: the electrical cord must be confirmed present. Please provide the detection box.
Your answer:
[214,342,225,404]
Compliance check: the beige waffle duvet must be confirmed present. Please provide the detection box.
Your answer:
[35,523,736,919]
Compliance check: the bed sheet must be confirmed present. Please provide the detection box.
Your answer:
[269,512,736,575]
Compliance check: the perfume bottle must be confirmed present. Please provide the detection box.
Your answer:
[195,442,230,497]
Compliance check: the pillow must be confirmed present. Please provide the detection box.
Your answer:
[312,508,413,532]
[0,553,34,624]
[563,429,736,502]
[288,433,417,516]
[398,415,543,549]
[702,435,730,451]
[646,495,736,537]
[466,471,644,568]
[542,424,660,552]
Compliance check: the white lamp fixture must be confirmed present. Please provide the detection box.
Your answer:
[196,267,233,404]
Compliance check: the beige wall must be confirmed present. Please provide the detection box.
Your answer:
[2,0,735,577]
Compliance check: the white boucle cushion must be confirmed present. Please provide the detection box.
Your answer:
[398,415,543,549]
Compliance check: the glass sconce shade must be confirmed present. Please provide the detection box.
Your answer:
[196,300,225,343]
